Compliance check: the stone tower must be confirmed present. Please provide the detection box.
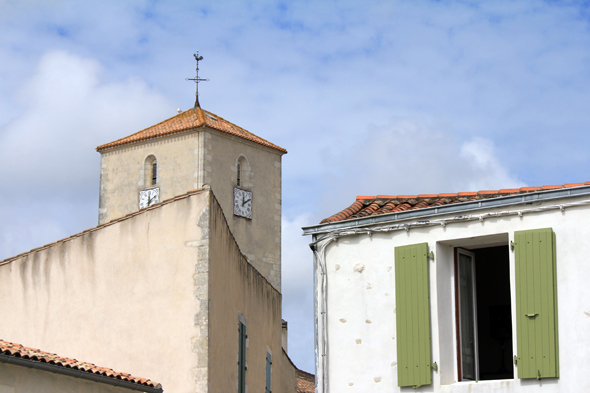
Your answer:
[96,106,286,290]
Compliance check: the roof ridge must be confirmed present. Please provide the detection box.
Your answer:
[0,338,160,388]
[0,188,207,267]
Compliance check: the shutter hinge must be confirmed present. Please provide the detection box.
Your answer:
[510,241,516,251]
[537,369,541,380]
[513,356,518,365]
[427,251,434,260]
[431,362,438,371]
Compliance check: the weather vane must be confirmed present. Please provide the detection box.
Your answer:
[186,51,209,108]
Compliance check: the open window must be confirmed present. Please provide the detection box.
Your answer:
[455,245,513,381]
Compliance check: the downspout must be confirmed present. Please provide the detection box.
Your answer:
[310,234,337,393]
[0,354,163,393]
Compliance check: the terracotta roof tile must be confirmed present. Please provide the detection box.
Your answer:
[296,369,315,393]
[96,107,286,154]
[320,182,590,224]
[0,339,160,389]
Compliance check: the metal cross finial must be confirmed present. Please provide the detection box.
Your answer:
[186,51,209,108]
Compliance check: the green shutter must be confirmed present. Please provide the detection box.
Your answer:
[238,322,247,393]
[514,228,559,379]
[265,352,272,393]
[395,243,432,387]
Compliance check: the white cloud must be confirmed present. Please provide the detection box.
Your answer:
[318,117,526,219]
[0,50,171,196]
[0,50,172,258]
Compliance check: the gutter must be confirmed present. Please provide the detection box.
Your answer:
[0,354,163,393]
[303,185,590,236]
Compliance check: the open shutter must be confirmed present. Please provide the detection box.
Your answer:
[514,228,559,379]
[395,243,432,387]
[265,352,272,393]
[238,322,247,393]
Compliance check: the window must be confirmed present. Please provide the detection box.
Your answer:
[237,162,241,187]
[265,352,272,393]
[394,228,558,387]
[144,155,157,186]
[235,156,250,188]
[238,320,247,393]
[455,246,513,381]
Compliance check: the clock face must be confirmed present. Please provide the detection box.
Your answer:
[139,187,160,209]
[234,188,252,219]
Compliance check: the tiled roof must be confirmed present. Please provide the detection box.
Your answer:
[96,107,287,153]
[0,188,207,267]
[321,182,590,224]
[296,368,315,393]
[0,339,161,390]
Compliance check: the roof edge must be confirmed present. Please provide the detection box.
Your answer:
[0,188,208,266]
[303,184,590,235]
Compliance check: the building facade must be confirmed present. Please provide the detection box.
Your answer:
[0,106,298,392]
[303,183,590,392]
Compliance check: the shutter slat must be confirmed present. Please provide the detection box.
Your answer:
[515,228,559,379]
[395,243,432,387]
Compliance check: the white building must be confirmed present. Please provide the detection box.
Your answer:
[303,183,590,392]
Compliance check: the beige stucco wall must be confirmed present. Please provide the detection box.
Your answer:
[0,362,138,393]
[280,350,299,393]
[98,126,284,291]
[0,190,211,393]
[208,194,295,393]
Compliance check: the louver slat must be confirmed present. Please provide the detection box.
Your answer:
[395,243,432,387]
[515,228,559,379]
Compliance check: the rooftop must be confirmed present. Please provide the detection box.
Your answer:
[0,339,161,391]
[296,368,315,393]
[320,182,590,224]
[96,107,287,153]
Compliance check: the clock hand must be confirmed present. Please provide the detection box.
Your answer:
[242,198,251,206]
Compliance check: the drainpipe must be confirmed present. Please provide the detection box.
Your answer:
[310,235,337,393]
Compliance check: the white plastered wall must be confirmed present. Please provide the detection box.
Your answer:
[317,196,590,393]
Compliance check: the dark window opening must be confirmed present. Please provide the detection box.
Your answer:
[237,162,241,187]
[152,162,157,185]
[455,245,513,381]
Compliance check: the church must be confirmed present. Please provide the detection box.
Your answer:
[0,85,310,392]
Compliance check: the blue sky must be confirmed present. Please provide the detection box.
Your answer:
[2,0,590,374]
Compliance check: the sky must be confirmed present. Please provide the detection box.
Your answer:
[2,0,590,374]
